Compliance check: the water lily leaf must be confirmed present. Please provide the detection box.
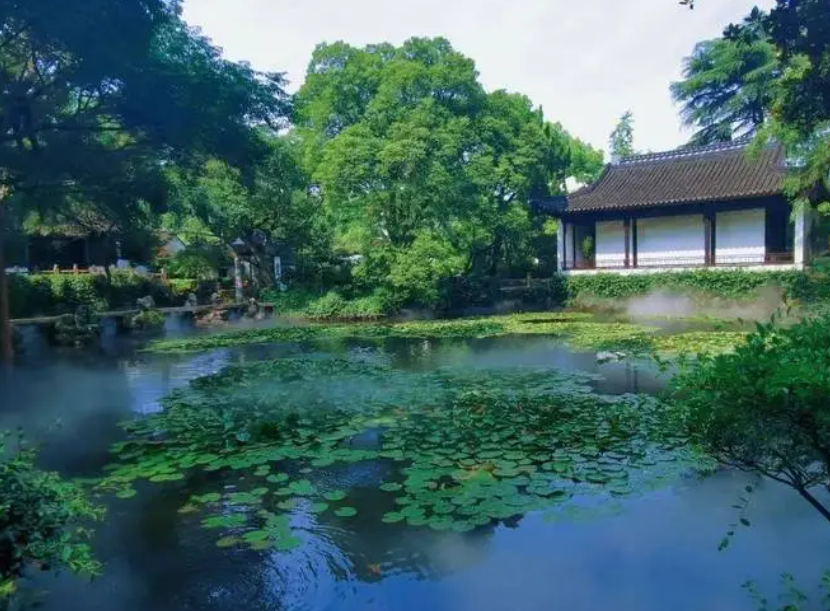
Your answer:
[216,536,239,548]
[266,473,289,484]
[310,502,329,514]
[382,512,405,524]
[334,507,358,518]
[201,514,247,529]
[242,530,271,543]
[273,535,302,551]
[379,482,403,492]
[323,490,347,502]
[116,488,137,499]
[191,492,221,504]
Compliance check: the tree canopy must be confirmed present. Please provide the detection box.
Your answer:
[609,111,635,159]
[671,12,779,145]
[675,2,829,208]
[0,0,288,207]
[294,38,602,302]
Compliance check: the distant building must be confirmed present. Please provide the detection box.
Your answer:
[536,140,811,274]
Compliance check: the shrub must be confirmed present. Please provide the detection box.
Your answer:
[670,313,830,523]
[339,290,398,319]
[165,248,222,280]
[565,269,828,305]
[304,292,347,319]
[7,271,175,318]
[259,287,319,315]
[0,433,103,600]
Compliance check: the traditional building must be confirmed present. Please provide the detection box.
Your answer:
[537,140,810,274]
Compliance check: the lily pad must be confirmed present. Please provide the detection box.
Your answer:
[382,512,405,524]
[216,536,240,548]
[323,490,347,502]
[334,507,358,518]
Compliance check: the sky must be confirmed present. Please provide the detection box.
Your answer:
[181,0,775,156]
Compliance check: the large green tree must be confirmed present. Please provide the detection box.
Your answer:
[296,37,600,302]
[0,0,289,361]
[164,135,329,288]
[671,11,780,145]
[719,1,830,209]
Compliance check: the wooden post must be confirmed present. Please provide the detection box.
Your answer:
[632,219,638,268]
[52,264,59,274]
[562,222,568,270]
[0,191,12,366]
[624,218,631,268]
[72,264,79,275]
[703,211,716,266]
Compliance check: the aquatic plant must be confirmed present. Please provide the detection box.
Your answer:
[146,311,744,358]
[100,356,707,551]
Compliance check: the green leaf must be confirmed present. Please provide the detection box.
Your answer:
[381,512,405,523]
[334,507,358,518]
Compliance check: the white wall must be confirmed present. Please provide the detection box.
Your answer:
[596,220,626,268]
[637,215,705,266]
[716,208,765,265]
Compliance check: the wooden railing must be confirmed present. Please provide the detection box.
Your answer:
[563,251,796,271]
[5,265,169,281]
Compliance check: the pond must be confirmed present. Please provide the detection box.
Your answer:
[1,313,829,611]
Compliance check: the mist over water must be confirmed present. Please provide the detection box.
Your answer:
[625,286,787,321]
[2,322,828,611]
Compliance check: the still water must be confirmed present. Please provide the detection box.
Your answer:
[1,327,828,611]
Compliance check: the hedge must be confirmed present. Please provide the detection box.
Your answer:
[564,269,830,304]
[7,271,176,318]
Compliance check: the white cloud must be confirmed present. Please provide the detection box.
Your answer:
[181,0,775,155]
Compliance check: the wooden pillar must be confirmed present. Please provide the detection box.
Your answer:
[632,218,638,268]
[704,211,716,266]
[562,222,568,270]
[624,218,631,268]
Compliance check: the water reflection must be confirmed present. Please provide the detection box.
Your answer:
[2,330,828,611]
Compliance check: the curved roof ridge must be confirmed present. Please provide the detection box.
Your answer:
[618,137,756,166]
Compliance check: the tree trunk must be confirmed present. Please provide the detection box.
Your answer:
[0,189,12,366]
[488,231,503,277]
[796,485,830,524]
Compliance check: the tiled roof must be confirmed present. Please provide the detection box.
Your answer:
[552,140,786,214]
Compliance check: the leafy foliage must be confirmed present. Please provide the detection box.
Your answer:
[566,269,824,303]
[671,13,780,145]
[7,271,174,318]
[0,433,103,599]
[609,111,635,159]
[670,314,830,522]
[294,37,603,299]
[146,311,743,358]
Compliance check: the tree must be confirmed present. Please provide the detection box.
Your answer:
[296,37,599,301]
[671,15,780,145]
[671,315,830,523]
[609,111,635,160]
[164,135,329,288]
[0,0,289,362]
[722,1,830,210]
